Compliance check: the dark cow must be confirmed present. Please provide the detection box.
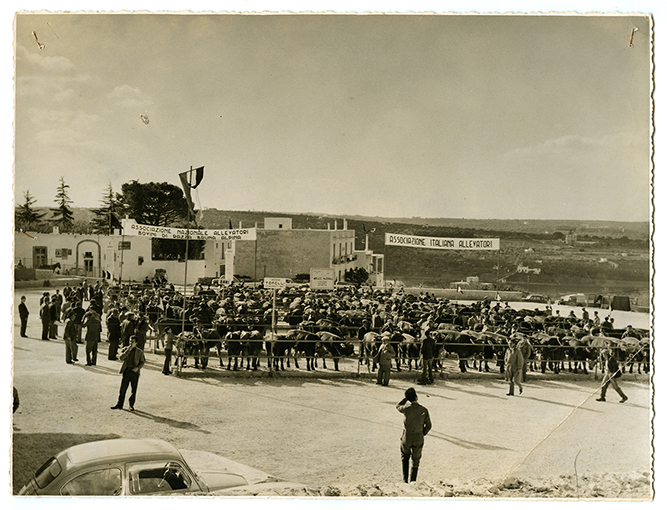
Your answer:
[532,333,565,374]
[193,322,225,368]
[265,334,296,371]
[240,329,263,370]
[316,331,355,371]
[223,330,243,370]
[289,329,325,371]
[438,330,484,373]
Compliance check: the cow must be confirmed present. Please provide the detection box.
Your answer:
[289,329,325,371]
[223,330,243,371]
[438,330,485,373]
[360,331,382,371]
[193,322,225,368]
[532,333,565,374]
[240,329,264,370]
[265,334,296,371]
[316,330,355,371]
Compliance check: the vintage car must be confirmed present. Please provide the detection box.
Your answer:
[18,438,248,496]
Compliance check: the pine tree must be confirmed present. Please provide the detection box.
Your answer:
[51,177,74,232]
[15,190,46,231]
[91,183,121,235]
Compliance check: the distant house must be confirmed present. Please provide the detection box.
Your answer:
[517,265,541,275]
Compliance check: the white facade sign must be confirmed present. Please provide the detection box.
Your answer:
[310,268,335,290]
[121,219,257,241]
[385,233,500,251]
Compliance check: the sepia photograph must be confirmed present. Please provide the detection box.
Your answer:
[6,1,660,504]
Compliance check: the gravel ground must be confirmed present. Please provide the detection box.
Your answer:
[11,288,653,500]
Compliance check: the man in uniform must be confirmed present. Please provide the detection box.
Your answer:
[396,387,432,483]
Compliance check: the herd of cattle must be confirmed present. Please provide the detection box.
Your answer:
[149,290,650,378]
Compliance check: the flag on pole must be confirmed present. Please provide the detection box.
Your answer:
[110,212,123,232]
[179,166,204,219]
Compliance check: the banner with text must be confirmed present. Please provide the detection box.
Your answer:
[121,219,257,241]
[385,233,500,251]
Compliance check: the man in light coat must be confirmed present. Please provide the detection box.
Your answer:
[375,334,396,386]
[504,339,524,396]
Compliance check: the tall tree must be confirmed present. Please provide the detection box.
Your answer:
[91,183,122,235]
[118,181,189,227]
[51,177,74,232]
[15,190,46,231]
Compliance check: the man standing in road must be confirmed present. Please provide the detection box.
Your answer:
[418,327,436,385]
[82,308,102,366]
[106,308,122,361]
[504,338,524,396]
[70,301,85,344]
[49,295,59,339]
[374,334,396,386]
[111,335,146,411]
[39,296,51,340]
[396,387,432,483]
[596,349,628,403]
[18,296,29,337]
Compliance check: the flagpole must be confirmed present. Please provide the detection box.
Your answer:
[182,166,192,335]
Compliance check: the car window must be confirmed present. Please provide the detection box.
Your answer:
[127,461,192,494]
[60,468,122,496]
[34,457,63,489]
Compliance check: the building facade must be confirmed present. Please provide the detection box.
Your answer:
[14,217,385,286]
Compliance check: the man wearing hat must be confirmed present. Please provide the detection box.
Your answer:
[106,308,122,360]
[596,349,628,403]
[504,338,524,396]
[397,387,432,483]
[111,335,145,411]
[374,334,396,386]
[418,328,436,385]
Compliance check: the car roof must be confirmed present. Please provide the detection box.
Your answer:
[60,439,183,466]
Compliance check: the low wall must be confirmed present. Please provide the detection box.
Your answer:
[402,287,524,301]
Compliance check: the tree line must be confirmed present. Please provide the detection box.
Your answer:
[15,179,205,261]
[15,179,193,235]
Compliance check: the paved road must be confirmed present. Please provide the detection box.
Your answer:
[11,288,652,491]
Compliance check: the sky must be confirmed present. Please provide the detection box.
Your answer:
[12,8,652,223]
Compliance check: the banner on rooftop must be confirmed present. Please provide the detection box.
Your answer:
[121,219,256,241]
[385,233,500,251]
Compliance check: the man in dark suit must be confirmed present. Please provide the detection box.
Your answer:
[111,335,146,411]
[597,349,628,403]
[18,296,29,337]
[418,329,436,385]
[39,298,51,340]
[397,387,432,483]
[49,296,59,339]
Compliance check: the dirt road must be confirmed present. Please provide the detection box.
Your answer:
[11,288,652,498]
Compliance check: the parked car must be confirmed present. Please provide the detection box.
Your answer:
[18,439,248,496]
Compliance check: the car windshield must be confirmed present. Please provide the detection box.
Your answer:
[34,457,62,489]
